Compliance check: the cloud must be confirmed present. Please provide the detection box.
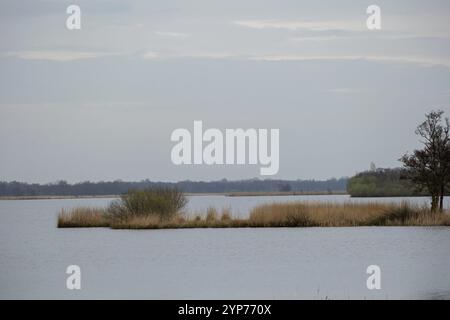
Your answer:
[234,19,450,42]
[5,50,237,62]
[138,50,450,67]
[290,32,450,42]
[155,31,191,38]
[141,51,159,59]
[4,50,449,68]
[141,51,236,60]
[248,54,450,67]
[185,52,237,59]
[4,50,121,61]
[233,19,361,32]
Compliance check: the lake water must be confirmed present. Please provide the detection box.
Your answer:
[0,195,449,299]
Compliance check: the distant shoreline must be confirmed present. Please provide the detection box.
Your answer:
[1,192,445,201]
[0,191,349,200]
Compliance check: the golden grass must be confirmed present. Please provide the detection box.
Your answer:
[109,207,246,229]
[58,207,110,228]
[249,201,450,227]
[57,202,450,229]
[249,201,383,227]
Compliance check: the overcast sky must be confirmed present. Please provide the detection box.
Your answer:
[1,0,450,183]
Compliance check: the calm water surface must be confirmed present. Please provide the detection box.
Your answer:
[0,195,449,299]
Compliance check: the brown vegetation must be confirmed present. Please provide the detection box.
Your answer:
[58,201,450,229]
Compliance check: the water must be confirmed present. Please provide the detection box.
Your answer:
[0,195,449,299]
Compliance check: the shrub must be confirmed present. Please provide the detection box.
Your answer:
[107,187,187,220]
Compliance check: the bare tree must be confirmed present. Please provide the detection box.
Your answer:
[400,110,450,212]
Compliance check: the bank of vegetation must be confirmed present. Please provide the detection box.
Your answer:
[58,188,450,229]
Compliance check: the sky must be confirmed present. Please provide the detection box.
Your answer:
[1,0,450,183]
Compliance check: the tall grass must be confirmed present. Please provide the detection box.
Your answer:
[248,201,450,227]
[58,207,109,228]
[248,201,399,227]
[58,200,450,229]
[108,208,247,229]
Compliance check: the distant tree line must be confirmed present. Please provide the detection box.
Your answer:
[347,168,426,197]
[0,178,348,197]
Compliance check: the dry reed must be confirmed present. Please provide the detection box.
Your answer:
[57,201,450,229]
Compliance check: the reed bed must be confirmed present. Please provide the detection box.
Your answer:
[249,201,450,227]
[57,201,450,229]
[58,207,109,228]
